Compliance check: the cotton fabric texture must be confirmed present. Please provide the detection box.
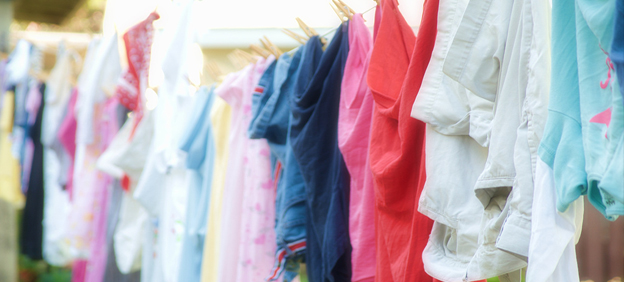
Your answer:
[526,158,583,282]
[247,45,316,281]
[177,86,217,282]
[338,14,375,282]
[96,110,154,274]
[366,0,438,281]
[539,0,624,221]
[574,0,624,219]
[20,83,45,261]
[41,44,78,267]
[199,96,232,282]
[290,22,351,282]
[216,56,275,282]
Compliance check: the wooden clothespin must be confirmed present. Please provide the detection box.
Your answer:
[227,52,246,70]
[205,61,224,82]
[296,18,327,45]
[337,0,356,16]
[332,0,353,20]
[374,0,380,6]
[250,44,271,59]
[296,17,317,37]
[260,37,282,59]
[330,2,347,22]
[235,49,258,64]
[282,29,307,44]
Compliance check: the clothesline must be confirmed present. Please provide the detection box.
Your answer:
[2,0,623,282]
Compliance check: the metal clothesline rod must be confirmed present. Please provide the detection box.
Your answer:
[320,5,377,38]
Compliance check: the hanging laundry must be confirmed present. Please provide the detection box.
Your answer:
[97,110,153,274]
[0,91,24,207]
[41,43,77,267]
[215,55,274,282]
[116,11,159,138]
[132,1,198,281]
[412,0,491,279]
[178,86,218,282]
[366,0,435,280]
[290,21,351,282]
[57,89,78,200]
[338,13,375,282]
[573,0,624,219]
[20,82,45,261]
[247,44,312,281]
[101,181,142,282]
[199,95,232,282]
[613,0,624,104]
[526,159,584,281]
[541,0,624,221]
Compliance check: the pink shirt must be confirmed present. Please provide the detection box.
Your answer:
[216,56,277,282]
[68,97,119,282]
[58,89,78,200]
[337,14,375,282]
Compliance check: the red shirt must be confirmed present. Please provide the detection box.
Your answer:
[367,0,438,281]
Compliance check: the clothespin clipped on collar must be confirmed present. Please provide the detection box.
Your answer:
[296,17,327,45]
[205,61,224,83]
[330,2,347,22]
[250,44,271,59]
[260,36,283,59]
[227,49,256,70]
[282,29,307,45]
[235,49,258,64]
[331,0,353,21]
[374,0,380,6]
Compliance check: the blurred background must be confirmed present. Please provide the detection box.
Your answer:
[0,0,622,281]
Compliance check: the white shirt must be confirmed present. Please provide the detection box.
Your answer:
[526,158,583,282]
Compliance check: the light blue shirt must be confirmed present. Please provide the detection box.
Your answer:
[540,0,623,220]
[177,86,217,281]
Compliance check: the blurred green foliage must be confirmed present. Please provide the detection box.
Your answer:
[11,0,106,33]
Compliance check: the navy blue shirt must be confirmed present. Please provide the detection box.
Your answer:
[290,23,352,282]
[612,0,624,104]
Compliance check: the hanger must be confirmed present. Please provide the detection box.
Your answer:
[282,29,307,44]
[296,18,327,45]
[250,44,271,59]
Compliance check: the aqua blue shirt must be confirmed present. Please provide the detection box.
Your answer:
[540,0,623,220]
